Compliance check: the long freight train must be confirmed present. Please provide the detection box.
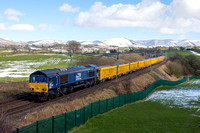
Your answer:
[29,56,165,102]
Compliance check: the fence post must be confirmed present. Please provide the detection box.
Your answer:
[16,128,19,133]
[75,110,77,126]
[124,94,126,104]
[52,116,54,133]
[119,95,120,107]
[99,100,101,114]
[65,113,67,133]
[36,121,39,133]
[91,103,93,118]
[106,99,108,112]
[83,107,85,123]
[113,97,114,108]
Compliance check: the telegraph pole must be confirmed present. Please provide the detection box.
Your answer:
[165,52,168,61]
[116,47,119,81]
[150,53,152,71]
[69,48,72,67]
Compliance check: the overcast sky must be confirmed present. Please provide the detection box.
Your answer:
[0,0,200,41]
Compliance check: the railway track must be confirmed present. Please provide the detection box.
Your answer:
[0,60,166,117]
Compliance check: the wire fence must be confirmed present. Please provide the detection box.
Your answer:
[14,75,200,133]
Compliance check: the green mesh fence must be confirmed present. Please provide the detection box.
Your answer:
[54,114,66,133]
[15,76,199,133]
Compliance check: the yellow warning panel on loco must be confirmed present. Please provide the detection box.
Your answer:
[29,83,48,93]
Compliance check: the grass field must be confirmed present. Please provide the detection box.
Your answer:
[0,54,86,81]
[167,50,200,59]
[73,80,200,133]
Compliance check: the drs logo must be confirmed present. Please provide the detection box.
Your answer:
[76,73,82,80]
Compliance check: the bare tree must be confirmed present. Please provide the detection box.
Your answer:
[11,47,17,53]
[67,41,81,54]
[25,45,32,52]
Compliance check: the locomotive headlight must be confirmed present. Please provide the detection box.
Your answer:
[30,88,34,91]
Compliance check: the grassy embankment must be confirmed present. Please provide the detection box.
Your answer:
[73,80,200,133]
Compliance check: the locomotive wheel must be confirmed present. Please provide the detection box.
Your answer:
[69,86,74,93]
[29,94,34,101]
[48,93,55,99]
[54,90,60,97]
[85,82,91,88]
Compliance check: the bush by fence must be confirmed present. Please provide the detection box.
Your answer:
[14,75,200,133]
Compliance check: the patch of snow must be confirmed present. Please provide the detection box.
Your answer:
[0,58,64,78]
[146,87,200,111]
[186,80,200,85]
[190,50,200,56]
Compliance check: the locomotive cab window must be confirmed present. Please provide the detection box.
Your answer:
[39,76,46,83]
[30,76,35,83]
[48,77,53,83]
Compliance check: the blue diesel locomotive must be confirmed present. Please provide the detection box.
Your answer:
[29,64,98,101]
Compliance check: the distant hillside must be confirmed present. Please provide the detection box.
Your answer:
[27,40,68,46]
[0,38,27,46]
[81,38,200,48]
[1,37,200,48]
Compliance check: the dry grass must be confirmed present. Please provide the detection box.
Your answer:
[118,53,144,64]
[76,53,144,66]
[13,61,179,130]
[0,81,29,99]
[0,115,15,133]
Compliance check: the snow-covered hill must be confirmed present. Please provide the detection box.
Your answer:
[81,40,104,45]
[27,40,68,45]
[132,39,178,48]
[1,37,200,48]
[0,38,27,46]
[81,38,146,48]
[82,38,200,48]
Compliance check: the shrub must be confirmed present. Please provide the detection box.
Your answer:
[185,55,200,74]
[167,60,184,78]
